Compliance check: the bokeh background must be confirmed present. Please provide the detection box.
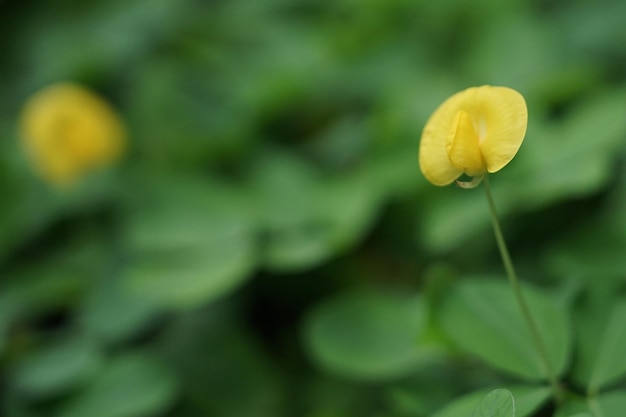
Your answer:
[1,0,626,416]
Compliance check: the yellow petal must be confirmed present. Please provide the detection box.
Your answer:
[419,92,467,186]
[445,110,485,176]
[473,87,527,173]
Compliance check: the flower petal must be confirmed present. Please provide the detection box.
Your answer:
[475,86,528,173]
[419,91,468,186]
[445,110,485,176]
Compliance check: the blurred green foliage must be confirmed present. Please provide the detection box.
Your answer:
[1,0,626,416]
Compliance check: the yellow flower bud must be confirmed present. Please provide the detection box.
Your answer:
[20,82,127,186]
[419,86,527,186]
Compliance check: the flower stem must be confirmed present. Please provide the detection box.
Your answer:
[482,175,562,402]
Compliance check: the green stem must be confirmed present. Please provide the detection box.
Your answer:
[482,175,562,402]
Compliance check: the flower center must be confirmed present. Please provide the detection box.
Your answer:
[445,110,486,176]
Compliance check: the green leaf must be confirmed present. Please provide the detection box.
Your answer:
[1,248,93,321]
[592,391,626,417]
[433,386,550,417]
[554,391,626,417]
[80,277,162,344]
[473,389,515,417]
[507,88,626,209]
[563,414,594,417]
[585,300,626,392]
[549,399,585,417]
[123,176,256,309]
[58,352,179,417]
[249,151,324,271]
[570,290,626,392]
[303,290,434,380]
[12,337,104,398]
[159,311,284,417]
[125,244,255,310]
[545,175,626,283]
[438,279,571,380]
[0,295,16,353]
[22,0,188,86]
[418,187,490,252]
[253,151,381,272]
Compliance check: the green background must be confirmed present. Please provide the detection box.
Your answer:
[1,0,626,416]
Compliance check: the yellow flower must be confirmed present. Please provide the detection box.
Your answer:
[419,85,527,187]
[20,82,127,186]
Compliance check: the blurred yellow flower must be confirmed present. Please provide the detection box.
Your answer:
[419,86,527,187]
[20,82,126,186]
